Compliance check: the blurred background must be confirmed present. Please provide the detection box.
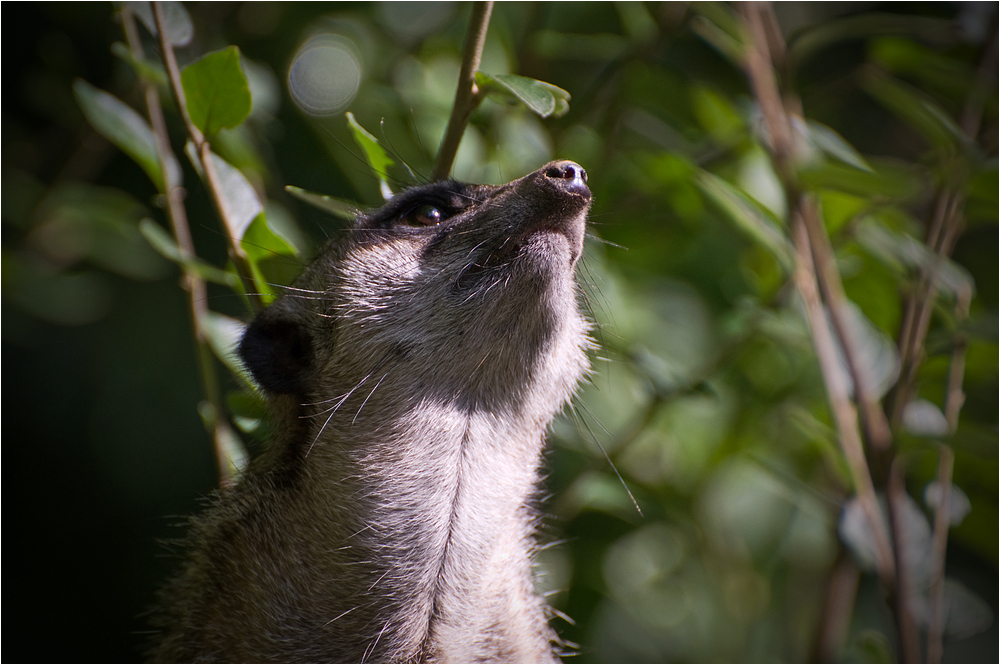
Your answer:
[3,2,996,661]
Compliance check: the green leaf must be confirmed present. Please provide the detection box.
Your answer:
[694,169,793,270]
[787,13,958,75]
[242,212,296,260]
[940,579,994,640]
[262,201,309,257]
[687,2,746,65]
[902,399,950,438]
[204,149,263,242]
[862,68,967,153]
[125,1,193,47]
[346,112,395,200]
[181,46,253,136]
[33,184,171,281]
[855,630,895,664]
[804,120,873,171]
[215,422,249,481]
[110,42,167,86]
[139,219,239,287]
[240,213,306,303]
[854,217,976,297]
[531,30,628,61]
[73,79,176,191]
[799,159,920,200]
[854,218,975,300]
[868,36,975,102]
[924,480,972,526]
[3,252,114,326]
[476,73,571,118]
[691,85,744,143]
[831,300,901,399]
[285,185,360,221]
[139,218,183,262]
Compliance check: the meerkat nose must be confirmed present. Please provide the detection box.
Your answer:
[544,160,589,196]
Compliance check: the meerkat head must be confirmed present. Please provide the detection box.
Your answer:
[239,160,592,410]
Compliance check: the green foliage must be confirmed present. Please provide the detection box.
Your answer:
[476,72,571,118]
[346,110,395,199]
[284,185,358,221]
[180,46,253,137]
[72,79,172,191]
[199,149,262,241]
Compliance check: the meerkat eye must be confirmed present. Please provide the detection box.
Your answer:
[401,203,446,227]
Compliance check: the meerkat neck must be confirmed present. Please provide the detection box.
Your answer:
[283,397,556,662]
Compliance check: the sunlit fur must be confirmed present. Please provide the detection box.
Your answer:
[151,161,593,663]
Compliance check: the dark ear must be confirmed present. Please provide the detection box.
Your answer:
[239,313,314,394]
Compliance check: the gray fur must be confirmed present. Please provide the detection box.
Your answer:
[151,161,593,663]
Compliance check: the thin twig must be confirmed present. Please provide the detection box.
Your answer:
[791,217,895,582]
[801,200,893,452]
[812,548,861,662]
[886,25,995,429]
[887,193,962,429]
[741,0,896,581]
[887,456,921,663]
[943,289,971,430]
[432,1,493,180]
[740,3,794,177]
[121,6,235,486]
[152,3,263,312]
[926,445,955,664]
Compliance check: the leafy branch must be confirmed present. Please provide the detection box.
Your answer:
[151,2,263,313]
[425,1,570,181]
[295,1,570,211]
[740,1,896,578]
[117,4,244,486]
[736,3,987,662]
[75,2,302,484]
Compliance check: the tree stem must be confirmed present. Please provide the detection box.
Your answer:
[926,446,955,664]
[432,1,493,181]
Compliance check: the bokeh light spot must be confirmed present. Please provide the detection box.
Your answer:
[288,35,361,116]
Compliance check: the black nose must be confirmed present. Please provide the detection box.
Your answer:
[544,160,589,197]
[545,161,588,185]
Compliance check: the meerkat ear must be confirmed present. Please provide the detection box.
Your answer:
[239,311,314,395]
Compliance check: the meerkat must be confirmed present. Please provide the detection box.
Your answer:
[151,160,593,663]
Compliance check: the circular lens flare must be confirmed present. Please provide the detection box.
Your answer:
[288,35,361,116]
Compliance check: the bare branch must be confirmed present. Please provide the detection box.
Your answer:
[887,457,921,663]
[812,549,862,662]
[739,3,795,176]
[801,201,893,452]
[944,288,971,430]
[740,0,896,582]
[926,445,955,664]
[791,217,895,582]
[887,27,993,429]
[432,1,493,181]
